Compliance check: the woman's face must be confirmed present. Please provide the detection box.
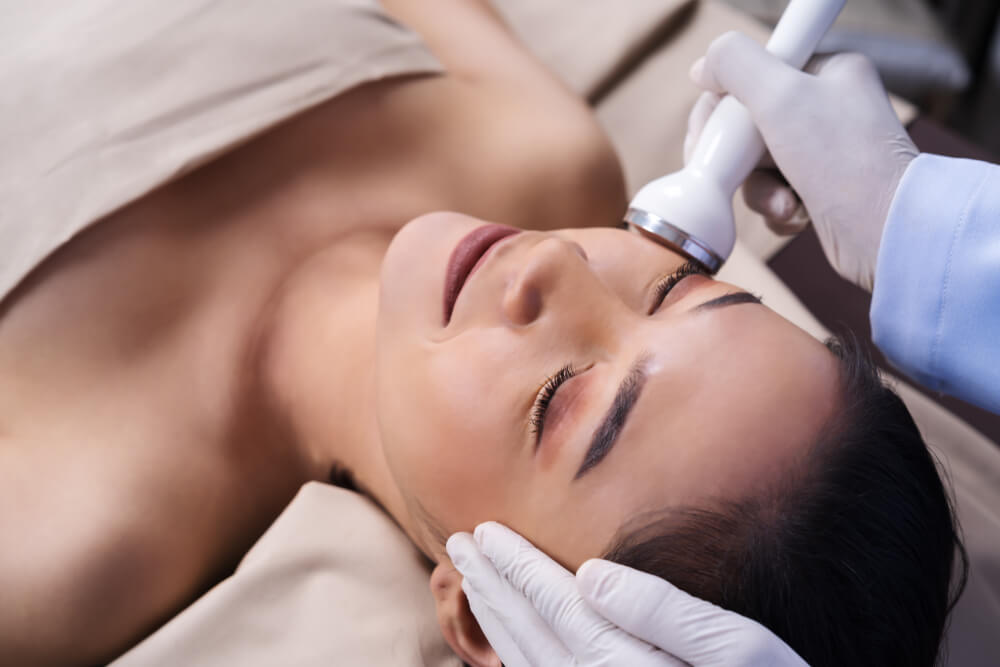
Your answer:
[376,212,839,568]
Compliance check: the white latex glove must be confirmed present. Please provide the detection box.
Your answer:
[447,522,808,667]
[684,31,918,291]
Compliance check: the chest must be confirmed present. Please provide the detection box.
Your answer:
[0,159,345,626]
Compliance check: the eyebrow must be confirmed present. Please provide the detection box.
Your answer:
[572,292,761,480]
[694,291,763,311]
[574,352,649,480]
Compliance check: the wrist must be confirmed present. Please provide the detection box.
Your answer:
[868,153,920,289]
[843,147,918,291]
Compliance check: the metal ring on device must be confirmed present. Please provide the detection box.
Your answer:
[623,208,724,274]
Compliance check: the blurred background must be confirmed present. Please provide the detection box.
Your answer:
[722,0,999,154]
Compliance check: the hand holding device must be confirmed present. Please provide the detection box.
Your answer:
[685,34,918,290]
[626,0,846,274]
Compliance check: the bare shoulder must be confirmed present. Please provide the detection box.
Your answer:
[167,0,628,234]
[376,0,628,228]
[400,74,628,230]
[289,0,628,232]
[301,66,626,235]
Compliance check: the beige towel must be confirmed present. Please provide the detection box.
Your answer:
[0,0,442,302]
[111,482,461,667]
[493,0,695,101]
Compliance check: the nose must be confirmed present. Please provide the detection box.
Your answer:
[502,235,589,326]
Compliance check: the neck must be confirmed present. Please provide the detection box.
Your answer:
[254,232,418,542]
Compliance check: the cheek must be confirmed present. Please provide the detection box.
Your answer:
[563,227,688,304]
[376,333,526,532]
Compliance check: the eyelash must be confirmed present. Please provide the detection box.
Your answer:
[525,262,723,443]
[648,261,707,314]
[529,363,577,440]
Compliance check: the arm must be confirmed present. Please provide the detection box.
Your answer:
[871,154,1000,414]
[375,0,627,230]
[379,0,569,90]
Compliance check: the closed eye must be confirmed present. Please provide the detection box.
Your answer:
[528,364,577,446]
[647,261,708,314]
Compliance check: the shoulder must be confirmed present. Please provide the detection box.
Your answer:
[318,70,627,232]
[432,75,628,230]
[376,0,628,228]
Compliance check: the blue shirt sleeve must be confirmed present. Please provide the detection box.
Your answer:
[870,153,1000,415]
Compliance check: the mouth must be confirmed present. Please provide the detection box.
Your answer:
[443,224,521,324]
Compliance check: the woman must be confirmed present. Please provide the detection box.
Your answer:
[0,1,962,665]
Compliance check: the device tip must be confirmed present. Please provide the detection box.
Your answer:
[623,209,723,274]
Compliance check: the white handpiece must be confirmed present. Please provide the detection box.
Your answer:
[625,0,846,272]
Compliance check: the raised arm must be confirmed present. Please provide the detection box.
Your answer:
[375,0,627,231]
[379,0,569,89]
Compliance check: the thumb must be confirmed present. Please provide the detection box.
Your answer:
[742,170,809,235]
[690,31,807,122]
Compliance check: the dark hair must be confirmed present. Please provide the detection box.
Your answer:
[603,334,967,667]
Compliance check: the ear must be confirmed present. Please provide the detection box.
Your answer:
[430,558,501,667]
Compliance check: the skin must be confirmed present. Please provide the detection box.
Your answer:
[0,1,838,664]
[375,215,840,571]
[261,212,841,665]
[0,2,624,661]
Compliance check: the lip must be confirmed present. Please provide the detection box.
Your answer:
[443,224,522,324]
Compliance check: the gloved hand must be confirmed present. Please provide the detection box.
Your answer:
[447,522,808,667]
[684,31,918,291]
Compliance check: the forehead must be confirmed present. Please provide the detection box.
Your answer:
[634,304,839,498]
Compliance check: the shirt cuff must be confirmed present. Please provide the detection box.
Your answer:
[870,153,993,393]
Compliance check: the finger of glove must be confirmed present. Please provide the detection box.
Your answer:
[684,91,721,164]
[474,525,687,666]
[690,31,807,126]
[449,532,572,666]
[464,579,573,667]
[768,202,810,236]
[475,522,633,659]
[806,51,882,89]
[802,52,843,78]
[462,581,533,667]
[579,559,807,667]
[742,170,804,234]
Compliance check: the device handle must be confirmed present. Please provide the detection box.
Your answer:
[767,0,846,69]
[689,0,845,195]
